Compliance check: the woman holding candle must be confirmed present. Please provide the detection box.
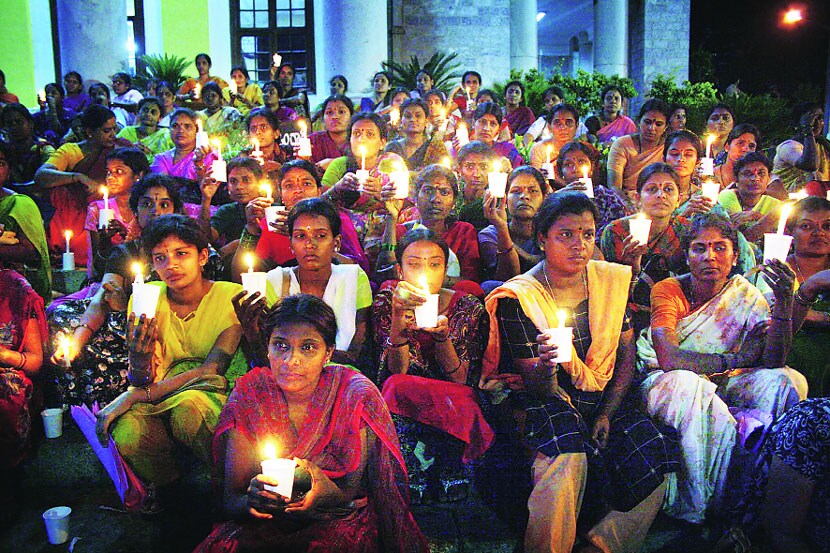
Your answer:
[704,103,736,162]
[0,267,46,527]
[481,191,679,553]
[607,98,672,205]
[95,214,246,501]
[528,103,581,175]
[662,129,713,217]
[717,152,784,244]
[714,123,760,188]
[115,98,174,161]
[373,227,490,502]
[33,82,77,146]
[467,102,523,169]
[195,294,429,552]
[234,159,368,278]
[384,98,449,171]
[359,71,392,114]
[595,85,637,144]
[242,107,287,180]
[177,53,230,108]
[227,66,263,115]
[35,105,131,265]
[636,212,806,524]
[503,80,535,137]
[236,198,371,368]
[377,164,482,284]
[773,102,830,194]
[198,82,243,138]
[0,142,51,300]
[85,147,148,280]
[305,94,353,172]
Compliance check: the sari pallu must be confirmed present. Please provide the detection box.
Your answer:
[0,269,47,469]
[0,193,51,300]
[198,365,429,553]
[636,275,808,523]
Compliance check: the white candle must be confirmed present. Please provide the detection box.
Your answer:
[259,182,273,202]
[777,203,793,235]
[455,122,469,146]
[62,252,75,271]
[131,282,161,318]
[229,80,237,95]
[488,161,508,198]
[98,186,114,229]
[195,120,210,150]
[629,213,652,246]
[545,309,573,363]
[261,442,295,499]
[64,230,72,254]
[241,253,267,298]
[763,233,794,264]
[389,107,400,126]
[701,179,720,203]
[38,89,46,103]
[296,121,312,157]
[578,165,594,198]
[413,275,439,329]
[58,335,72,369]
[193,83,201,100]
[264,205,284,231]
[210,138,227,181]
[132,262,144,285]
[359,145,366,171]
[392,164,410,199]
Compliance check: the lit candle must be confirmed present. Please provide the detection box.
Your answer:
[242,254,267,298]
[705,134,714,159]
[131,280,161,318]
[229,80,237,95]
[62,230,75,271]
[389,107,400,126]
[546,145,553,165]
[210,139,227,182]
[578,165,594,198]
[488,160,508,198]
[260,442,296,499]
[557,309,567,329]
[701,179,720,203]
[545,309,573,363]
[629,213,652,246]
[132,262,144,285]
[272,53,281,66]
[466,87,472,102]
[64,230,72,254]
[193,83,201,100]
[455,122,469,146]
[38,89,46,103]
[413,275,439,328]
[541,144,555,181]
[296,121,312,157]
[440,156,452,170]
[195,119,210,150]
[259,182,273,202]
[250,137,264,165]
[392,163,410,199]
[359,145,367,171]
[355,145,369,188]
[98,186,114,229]
[700,134,715,176]
[58,335,72,369]
[777,203,793,236]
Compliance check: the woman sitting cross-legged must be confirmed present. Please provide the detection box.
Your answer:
[233,197,371,369]
[94,214,246,508]
[372,227,492,503]
[481,191,680,553]
[194,294,430,553]
[636,212,808,524]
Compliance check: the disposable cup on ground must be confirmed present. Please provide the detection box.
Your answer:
[41,408,63,439]
[42,506,71,545]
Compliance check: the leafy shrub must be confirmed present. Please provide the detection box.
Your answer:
[132,54,191,92]
[382,51,463,95]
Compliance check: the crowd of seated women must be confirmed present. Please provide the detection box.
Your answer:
[2,56,830,553]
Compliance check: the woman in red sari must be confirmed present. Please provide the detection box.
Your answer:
[196,294,428,553]
[0,269,46,527]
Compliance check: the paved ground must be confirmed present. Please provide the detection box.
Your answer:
[0,417,761,553]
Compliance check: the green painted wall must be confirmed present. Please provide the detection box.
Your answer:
[161,0,211,78]
[0,0,37,105]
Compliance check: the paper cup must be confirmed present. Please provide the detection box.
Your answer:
[210,159,227,182]
[545,327,573,363]
[355,169,370,192]
[265,205,285,231]
[296,137,312,157]
[578,177,594,198]
[629,217,652,246]
[41,408,63,439]
[701,180,720,203]
[488,172,508,198]
[261,458,296,499]
[43,506,71,545]
[131,283,162,319]
[763,233,793,263]
[414,294,439,328]
[98,208,114,229]
[62,252,75,272]
[540,163,555,180]
[241,271,267,299]
[699,157,714,176]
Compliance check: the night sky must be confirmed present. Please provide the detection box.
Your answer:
[690,0,828,97]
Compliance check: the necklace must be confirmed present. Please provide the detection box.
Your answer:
[541,262,588,305]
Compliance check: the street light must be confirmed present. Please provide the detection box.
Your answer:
[780,5,830,135]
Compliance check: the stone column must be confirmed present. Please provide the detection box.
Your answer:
[593,0,628,76]
[313,0,387,103]
[56,0,128,82]
[510,0,538,72]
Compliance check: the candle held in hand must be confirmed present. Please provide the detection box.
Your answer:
[261,442,296,499]
[58,335,72,369]
[777,203,793,235]
[132,262,144,285]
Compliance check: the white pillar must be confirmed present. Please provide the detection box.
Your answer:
[594,0,628,76]
[313,0,387,105]
[510,0,538,72]
[29,0,55,89]
[143,0,164,55]
[208,0,232,79]
[56,0,128,83]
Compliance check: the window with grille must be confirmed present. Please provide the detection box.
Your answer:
[230,0,315,91]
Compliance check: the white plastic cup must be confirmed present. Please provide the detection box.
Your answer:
[455,124,469,146]
[545,327,573,363]
[540,163,555,180]
[763,233,793,263]
[241,271,267,299]
[98,208,114,230]
[210,159,227,182]
[578,177,594,198]
[355,169,370,192]
[265,205,285,231]
[392,170,410,200]
[414,294,440,328]
[296,137,312,157]
[41,408,63,439]
[261,458,296,499]
[62,252,75,272]
[131,283,162,319]
[488,171,508,198]
[629,217,652,246]
[195,131,210,150]
[699,157,714,176]
[43,506,71,545]
[701,180,720,203]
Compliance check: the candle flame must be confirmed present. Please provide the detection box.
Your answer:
[99,185,108,196]
[245,253,255,273]
[582,166,589,180]
[782,8,803,25]
[64,230,73,241]
[418,275,430,295]
[557,309,568,329]
[358,145,366,156]
[132,262,143,278]
[251,137,260,150]
[299,120,307,133]
[263,442,277,460]
[777,203,794,235]
[441,156,452,169]
[196,119,203,132]
[259,182,272,198]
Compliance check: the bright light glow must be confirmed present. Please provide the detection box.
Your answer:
[536,12,546,22]
[126,39,136,54]
[782,8,803,25]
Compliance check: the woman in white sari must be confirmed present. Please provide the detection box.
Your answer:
[636,212,807,524]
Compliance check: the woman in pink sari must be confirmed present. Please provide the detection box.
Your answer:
[196,294,428,553]
[595,85,636,144]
